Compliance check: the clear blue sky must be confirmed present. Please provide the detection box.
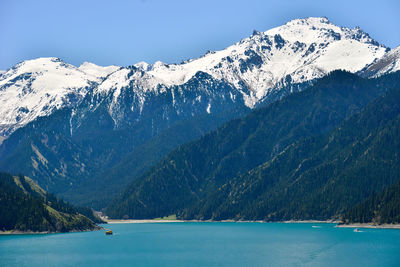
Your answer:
[1,0,399,70]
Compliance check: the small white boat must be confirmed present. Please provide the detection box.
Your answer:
[353,228,361,232]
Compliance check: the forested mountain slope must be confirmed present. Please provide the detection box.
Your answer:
[344,181,400,224]
[1,17,398,210]
[106,71,400,219]
[0,172,101,233]
[0,73,248,207]
[187,84,400,221]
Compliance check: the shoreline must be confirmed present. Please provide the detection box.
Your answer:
[104,219,262,224]
[4,221,400,233]
[104,219,339,224]
[105,219,400,229]
[282,220,338,224]
[335,223,400,229]
[0,230,50,235]
[0,227,103,235]
[105,219,186,224]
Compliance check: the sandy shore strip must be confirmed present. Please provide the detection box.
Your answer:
[104,218,400,229]
[336,223,400,229]
[105,219,338,224]
[0,230,50,235]
[282,220,338,224]
[105,219,186,224]
[104,219,245,224]
[0,228,103,235]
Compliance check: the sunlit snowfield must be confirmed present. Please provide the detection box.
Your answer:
[1,222,400,266]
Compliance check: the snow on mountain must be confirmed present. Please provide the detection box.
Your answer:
[78,62,121,78]
[360,46,400,77]
[131,17,387,106]
[0,17,396,137]
[0,58,112,136]
[94,66,168,112]
[134,61,152,71]
[96,67,163,95]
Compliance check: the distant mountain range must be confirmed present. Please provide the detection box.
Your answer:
[0,17,400,221]
[1,17,398,138]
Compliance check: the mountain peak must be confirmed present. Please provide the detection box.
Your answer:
[286,16,332,26]
[7,57,65,73]
[134,61,151,71]
[0,17,395,137]
[78,62,120,79]
[265,16,380,46]
[0,57,100,136]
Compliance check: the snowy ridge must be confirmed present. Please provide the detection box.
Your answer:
[0,58,114,136]
[78,62,121,79]
[0,17,397,137]
[131,17,387,106]
[360,46,400,77]
[93,67,167,118]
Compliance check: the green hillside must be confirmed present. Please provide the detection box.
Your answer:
[0,172,101,233]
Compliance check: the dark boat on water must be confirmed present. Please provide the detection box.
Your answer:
[105,230,113,235]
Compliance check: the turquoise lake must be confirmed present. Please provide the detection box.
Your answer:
[1,222,399,266]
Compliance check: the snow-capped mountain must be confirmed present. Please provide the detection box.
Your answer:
[0,17,396,137]
[133,17,387,106]
[360,46,400,77]
[82,17,389,124]
[0,58,119,136]
[1,16,399,208]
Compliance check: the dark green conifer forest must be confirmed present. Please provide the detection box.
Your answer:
[0,172,101,232]
[106,71,400,224]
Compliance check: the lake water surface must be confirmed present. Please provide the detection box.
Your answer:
[1,222,399,266]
